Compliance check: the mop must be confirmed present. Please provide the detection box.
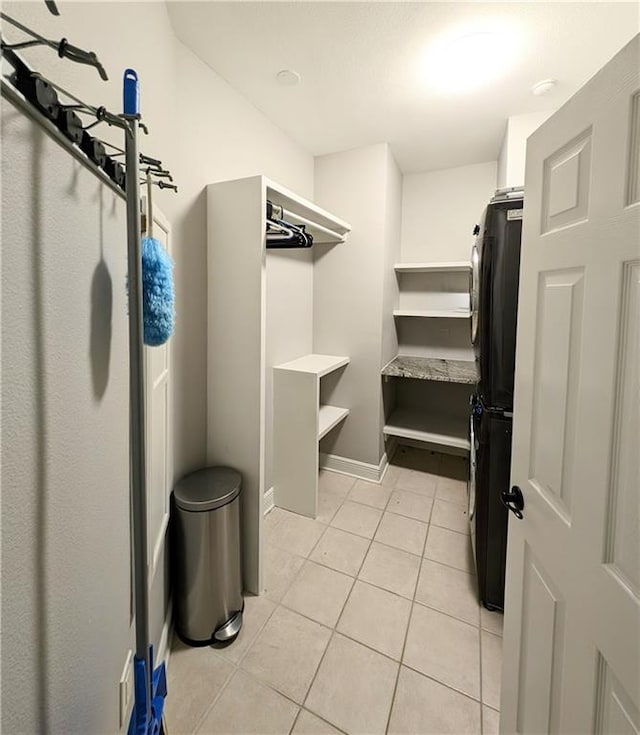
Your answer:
[142,171,174,346]
[123,68,168,735]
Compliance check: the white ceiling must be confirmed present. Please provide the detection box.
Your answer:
[167,2,639,173]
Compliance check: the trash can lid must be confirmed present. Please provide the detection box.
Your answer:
[173,466,242,512]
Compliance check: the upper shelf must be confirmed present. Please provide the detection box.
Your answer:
[274,354,350,378]
[394,262,471,273]
[382,356,478,384]
[266,178,351,243]
[393,308,471,319]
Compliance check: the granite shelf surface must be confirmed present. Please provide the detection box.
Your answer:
[381,355,478,384]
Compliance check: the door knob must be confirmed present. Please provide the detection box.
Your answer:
[501,486,524,520]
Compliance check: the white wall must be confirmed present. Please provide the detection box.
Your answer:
[1,2,313,732]
[401,161,497,263]
[497,110,555,189]
[314,143,401,468]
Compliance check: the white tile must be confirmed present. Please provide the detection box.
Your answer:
[424,525,474,573]
[316,490,344,525]
[306,634,398,735]
[415,559,480,626]
[348,479,392,509]
[264,506,287,537]
[292,710,343,735]
[196,669,298,734]
[387,489,433,522]
[241,606,331,704]
[309,526,370,577]
[436,476,467,506]
[216,593,276,664]
[395,467,438,497]
[318,470,355,498]
[381,463,400,487]
[431,498,470,534]
[359,542,421,599]
[388,666,482,734]
[481,606,504,636]
[263,543,305,602]
[374,512,428,556]
[337,580,411,660]
[481,630,503,710]
[404,603,480,700]
[483,706,500,735]
[165,638,235,734]
[270,513,327,558]
[282,560,354,627]
[330,501,382,539]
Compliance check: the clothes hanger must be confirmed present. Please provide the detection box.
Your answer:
[0,12,108,80]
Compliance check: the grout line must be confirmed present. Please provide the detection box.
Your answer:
[383,487,432,735]
[190,657,238,733]
[412,596,481,629]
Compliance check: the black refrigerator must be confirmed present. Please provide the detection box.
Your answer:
[469,188,523,611]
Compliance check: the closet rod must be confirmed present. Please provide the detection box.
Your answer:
[279,208,345,243]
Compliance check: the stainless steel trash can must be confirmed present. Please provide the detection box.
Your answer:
[172,466,243,646]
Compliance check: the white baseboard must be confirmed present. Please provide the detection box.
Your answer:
[157,601,173,672]
[319,449,390,484]
[264,486,275,515]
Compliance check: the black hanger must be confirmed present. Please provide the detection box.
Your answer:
[1,13,108,80]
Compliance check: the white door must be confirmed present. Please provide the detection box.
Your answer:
[143,205,173,585]
[501,35,640,734]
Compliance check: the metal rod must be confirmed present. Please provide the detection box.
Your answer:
[124,113,151,720]
[1,80,125,200]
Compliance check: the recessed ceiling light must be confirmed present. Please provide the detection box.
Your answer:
[531,79,557,96]
[276,69,300,86]
[425,29,518,93]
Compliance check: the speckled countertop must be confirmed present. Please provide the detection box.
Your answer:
[381,355,478,384]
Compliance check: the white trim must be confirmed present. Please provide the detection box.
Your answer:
[319,450,390,484]
[263,486,275,515]
[156,601,173,671]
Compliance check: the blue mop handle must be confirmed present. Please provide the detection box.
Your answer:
[123,68,139,116]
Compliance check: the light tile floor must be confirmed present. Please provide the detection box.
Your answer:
[165,447,503,735]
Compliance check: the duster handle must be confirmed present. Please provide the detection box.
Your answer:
[146,172,154,238]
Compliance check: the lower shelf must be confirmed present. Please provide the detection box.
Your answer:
[318,405,349,440]
[383,408,470,451]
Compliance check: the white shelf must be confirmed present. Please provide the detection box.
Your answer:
[275,354,350,377]
[274,353,350,519]
[393,309,471,319]
[383,408,470,452]
[318,405,349,440]
[394,261,471,273]
[266,179,351,243]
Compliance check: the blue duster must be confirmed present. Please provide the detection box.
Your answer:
[142,234,174,346]
[141,174,174,346]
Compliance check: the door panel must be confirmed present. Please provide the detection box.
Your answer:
[605,260,640,595]
[529,268,584,521]
[541,128,592,232]
[595,656,640,735]
[502,35,640,734]
[516,544,564,735]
